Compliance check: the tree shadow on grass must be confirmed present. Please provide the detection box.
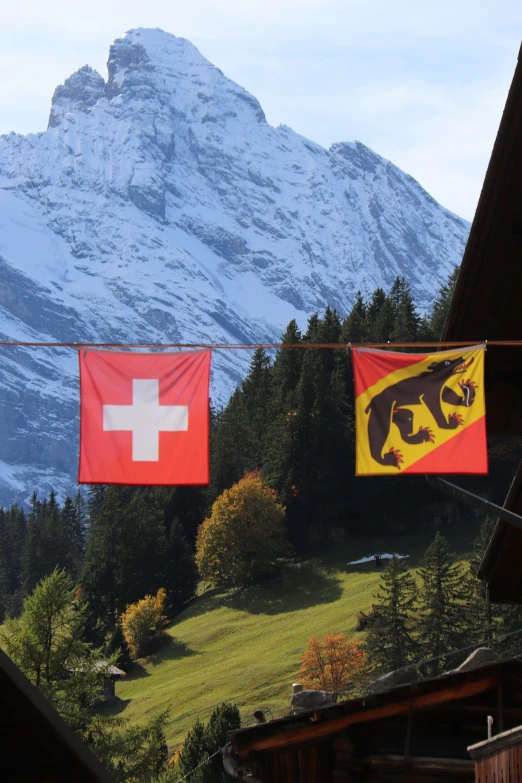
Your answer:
[124,661,151,680]
[145,638,198,667]
[97,697,132,717]
[223,561,343,616]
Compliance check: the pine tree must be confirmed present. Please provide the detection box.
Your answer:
[429,266,460,339]
[240,348,272,469]
[363,555,418,673]
[1,569,170,781]
[175,704,240,783]
[270,319,303,407]
[164,518,198,611]
[0,508,9,621]
[81,486,123,634]
[341,293,366,343]
[390,279,420,343]
[175,719,208,783]
[210,390,250,497]
[364,288,387,342]
[417,531,468,674]
[463,517,500,645]
[22,492,43,597]
[60,495,84,579]
[117,489,169,611]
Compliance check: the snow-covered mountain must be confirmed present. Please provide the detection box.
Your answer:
[0,28,469,506]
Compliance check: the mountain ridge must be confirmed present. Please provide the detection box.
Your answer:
[0,27,469,506]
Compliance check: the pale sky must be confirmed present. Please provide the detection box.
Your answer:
[0,0,520,220]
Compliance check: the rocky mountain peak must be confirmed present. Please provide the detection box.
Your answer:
[48,65,106,129]
[0,28,469,506]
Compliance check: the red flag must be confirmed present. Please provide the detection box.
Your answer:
[79,350,211,485]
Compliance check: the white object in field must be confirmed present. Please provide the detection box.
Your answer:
[347,553,409,565]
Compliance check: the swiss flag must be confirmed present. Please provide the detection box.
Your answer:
[78,350,211,485]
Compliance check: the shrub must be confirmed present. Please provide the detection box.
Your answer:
[355,611,371,632]
[121,588,167,659]
[195,472,290,587]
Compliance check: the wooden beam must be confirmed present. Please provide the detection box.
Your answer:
[404,701,414,761]
[237,677,498,756]
[497,679,504,734]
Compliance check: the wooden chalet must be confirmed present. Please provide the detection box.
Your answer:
[0,647,114,782]
[442,41,522,604]
[228,660,522,783]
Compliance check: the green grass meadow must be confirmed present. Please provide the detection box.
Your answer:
[108,517,482,749]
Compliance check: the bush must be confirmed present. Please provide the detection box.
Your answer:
[297,633,365,692]
[121,588,167,659]
[355,611,371,632]
[195,472,290,587]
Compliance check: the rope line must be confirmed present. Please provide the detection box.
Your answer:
[175,749,221,781]
[0,340,516,350]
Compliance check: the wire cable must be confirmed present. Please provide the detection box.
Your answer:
[175,749,221,781]
[0,340,513,350]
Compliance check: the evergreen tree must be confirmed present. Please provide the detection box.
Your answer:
[270,319,303,407]
[429,266,460,338]
[240,348,272,469]
[60,495,84,579]
[22,492,43,596]
[363,555,418,673]
[82,487,178,637]
[390,279,420,343]
[463,517,500,645]
[0,508,9,621]
[164,518,198,611]
[1,569,170,782]
[175,719,208,783]
[117,489,169,610]
[174,704,240,783]
[417,531,468,674]
[341,293,366,343]
[210,390,250,498]
[81,486,123,634]
[364,288,387,342]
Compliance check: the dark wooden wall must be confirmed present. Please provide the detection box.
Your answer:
[475,746,522,783]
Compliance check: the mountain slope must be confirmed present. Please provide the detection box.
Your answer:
[110,520,480,748]
[0,28,469,505]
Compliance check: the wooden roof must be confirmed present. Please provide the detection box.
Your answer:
[479,460,522,602]
[0,647,114,782]
[441,42,522,603]
[230,659,522,759]
[443,42,522,436]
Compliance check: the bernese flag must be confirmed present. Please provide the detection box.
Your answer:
[353,345,487,476]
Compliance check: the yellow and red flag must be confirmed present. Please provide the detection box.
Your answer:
[353,345,487,475]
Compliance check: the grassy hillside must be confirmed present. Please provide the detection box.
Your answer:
[110,518,482,749]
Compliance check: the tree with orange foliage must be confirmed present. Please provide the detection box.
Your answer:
[196,472,290,587]
[120,588,167,659]
[297,633,364,692]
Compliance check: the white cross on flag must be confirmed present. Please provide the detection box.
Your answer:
[79,350,211,485]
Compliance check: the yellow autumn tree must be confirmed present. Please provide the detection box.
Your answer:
[120,588,167,659]
[195,472,290,587]
[297,633,365,692]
